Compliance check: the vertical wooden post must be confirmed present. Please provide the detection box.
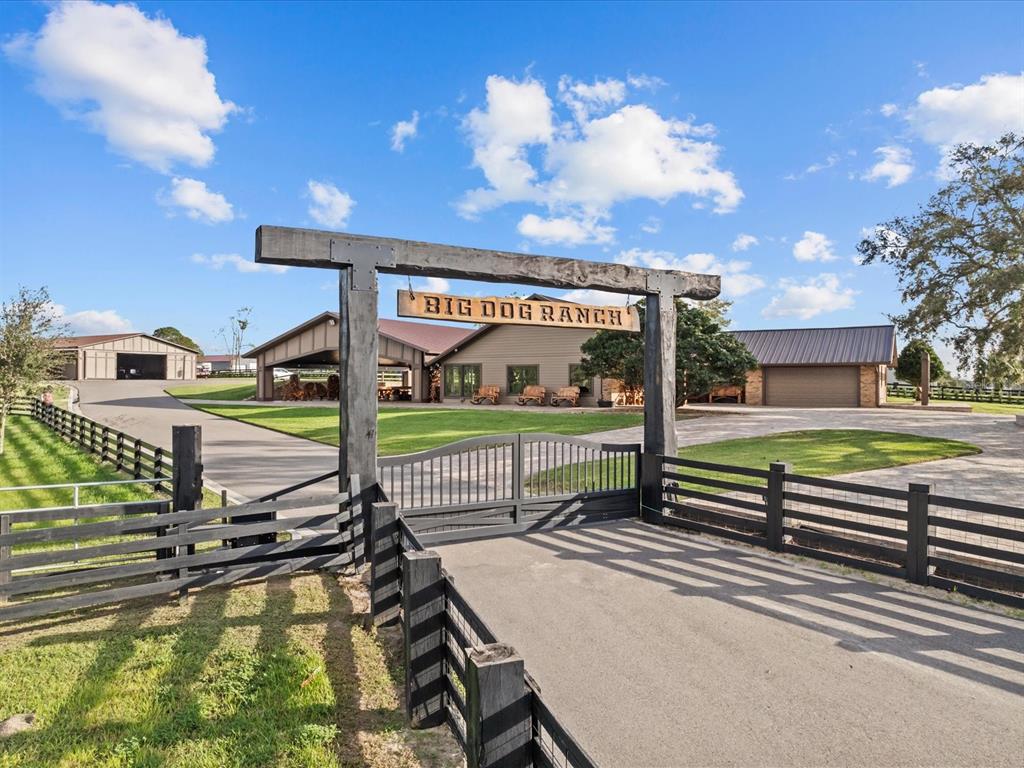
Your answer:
[133,438,143,479]
[465,643,532,768]
[166,426,202,593]
[906,483,931,585]
[920,350,930,406]
[370,502,400,625]
[116,432,125,471]
[641,291,678,515]
[338,265,380,493]
[0,515,10,605]
[347,473,365,567]
[766,462,789,551]
[401,551,445,728]
[511,434,523,524]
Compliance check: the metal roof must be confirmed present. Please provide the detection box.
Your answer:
[729,325,897,366]
[245,312,474,358]
[55,332,198,353]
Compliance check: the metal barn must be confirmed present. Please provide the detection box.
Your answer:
[56,333,198,380]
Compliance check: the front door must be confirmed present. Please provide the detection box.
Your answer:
[444,364,481,398]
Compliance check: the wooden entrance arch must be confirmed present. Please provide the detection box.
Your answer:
[254,225,721,511]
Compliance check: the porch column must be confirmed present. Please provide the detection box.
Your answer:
[641,290,677,513]
[339,267,380,488]
[258,357,275,401]
[411,361,424,403]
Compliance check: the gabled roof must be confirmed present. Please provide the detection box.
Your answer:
[729,325,897,366]
[245,312,474,358]
[55,332,198,353]
[379,318,473,355]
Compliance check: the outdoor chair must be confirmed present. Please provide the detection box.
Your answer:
[550,385,581,407]
[470,384,501,405]
[302,382,317,401]
[314,382,328,400]
[516,384,547,406]
[327,374,340,400]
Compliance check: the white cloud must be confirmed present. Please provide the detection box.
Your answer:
[306,180,355,228]
[906,73,1024,169]
[861,145,914,187]
[51,303,134,334]
[4,1,237,172]
[731,233,758,252]
[616,248,766,299]
[762,274,857,320]
[390,110,419,152]
[561,288,635,306]
[793,231,839,262]
[159,177,234,223]
[191,253,288,274]
[558,76,626,122]
[458,74,743,242]
[415,276,450,293]
[640,216,662,234]
[880,103,900,117]
[784,153,839,181]
[517,213,615,246]
[627,73,667,91]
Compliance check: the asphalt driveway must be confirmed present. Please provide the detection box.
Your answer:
[435,520,1024,767]
[74,380,338,501]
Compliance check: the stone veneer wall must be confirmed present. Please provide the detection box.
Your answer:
[859,365,880,407]
[745,368,763,405]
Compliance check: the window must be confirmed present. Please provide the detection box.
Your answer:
[569,363,593,395]
[444,364,481,398]
[507,365,540,395]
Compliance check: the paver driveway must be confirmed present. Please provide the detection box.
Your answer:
[595,404,1024,505]
[74,380,337,500]
[435,519,1024,767]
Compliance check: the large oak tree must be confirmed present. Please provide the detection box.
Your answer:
[857,133,1023,384]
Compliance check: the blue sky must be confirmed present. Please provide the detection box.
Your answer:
[1,1,1022,363]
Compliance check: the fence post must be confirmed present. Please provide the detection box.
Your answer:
[402,550,445,728]
[906,483,931,585]
[370,502,400,625]
[166,426,202,597]
[465,643,532,768]
[766,462,788,552]
[511,434,523,524]
[0,514,10,605]
[133,439,143,479]
[116,432,125,471]
[640,452,662,522]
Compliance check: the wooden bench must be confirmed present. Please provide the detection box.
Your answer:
[550,386,581,407]
[516,385,547,406]
[470,385,500,405]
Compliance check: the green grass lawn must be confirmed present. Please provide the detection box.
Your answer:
[192,404,650,456]
[0,573,460,768]
[0,415,160,511]
[166,380,257,401]
[530,428,981,493]
[887,395,1024,415]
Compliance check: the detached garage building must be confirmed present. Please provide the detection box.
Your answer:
[56,333,197,380]
[731,325,897,408]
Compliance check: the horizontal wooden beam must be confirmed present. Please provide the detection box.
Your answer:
[255,225,721,299]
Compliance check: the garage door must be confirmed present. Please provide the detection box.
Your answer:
[764,366,859,407]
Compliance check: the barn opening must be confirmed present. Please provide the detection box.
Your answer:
[116,353,166,380]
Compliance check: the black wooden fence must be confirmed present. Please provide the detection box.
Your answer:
[887,383,1024,404]
[0,489,359,622]
[20,399,174,489]
[653,454,1024,608]
[378,433,640,544]
[368,502,598,768]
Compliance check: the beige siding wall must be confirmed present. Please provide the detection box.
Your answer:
[858,364,887,407]
[440,325,600,405]
[76,336,196,380]
[262,319,335,366]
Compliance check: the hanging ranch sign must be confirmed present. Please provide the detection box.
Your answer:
[397,290,641,332]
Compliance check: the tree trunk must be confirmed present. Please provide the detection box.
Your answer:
[0,408,7,455]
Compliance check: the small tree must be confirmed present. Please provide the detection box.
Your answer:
[895,339,946,399]
[216,307,253,371]
[579,299,757,406]
[153,326,202,354]
[0,287,67,454]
